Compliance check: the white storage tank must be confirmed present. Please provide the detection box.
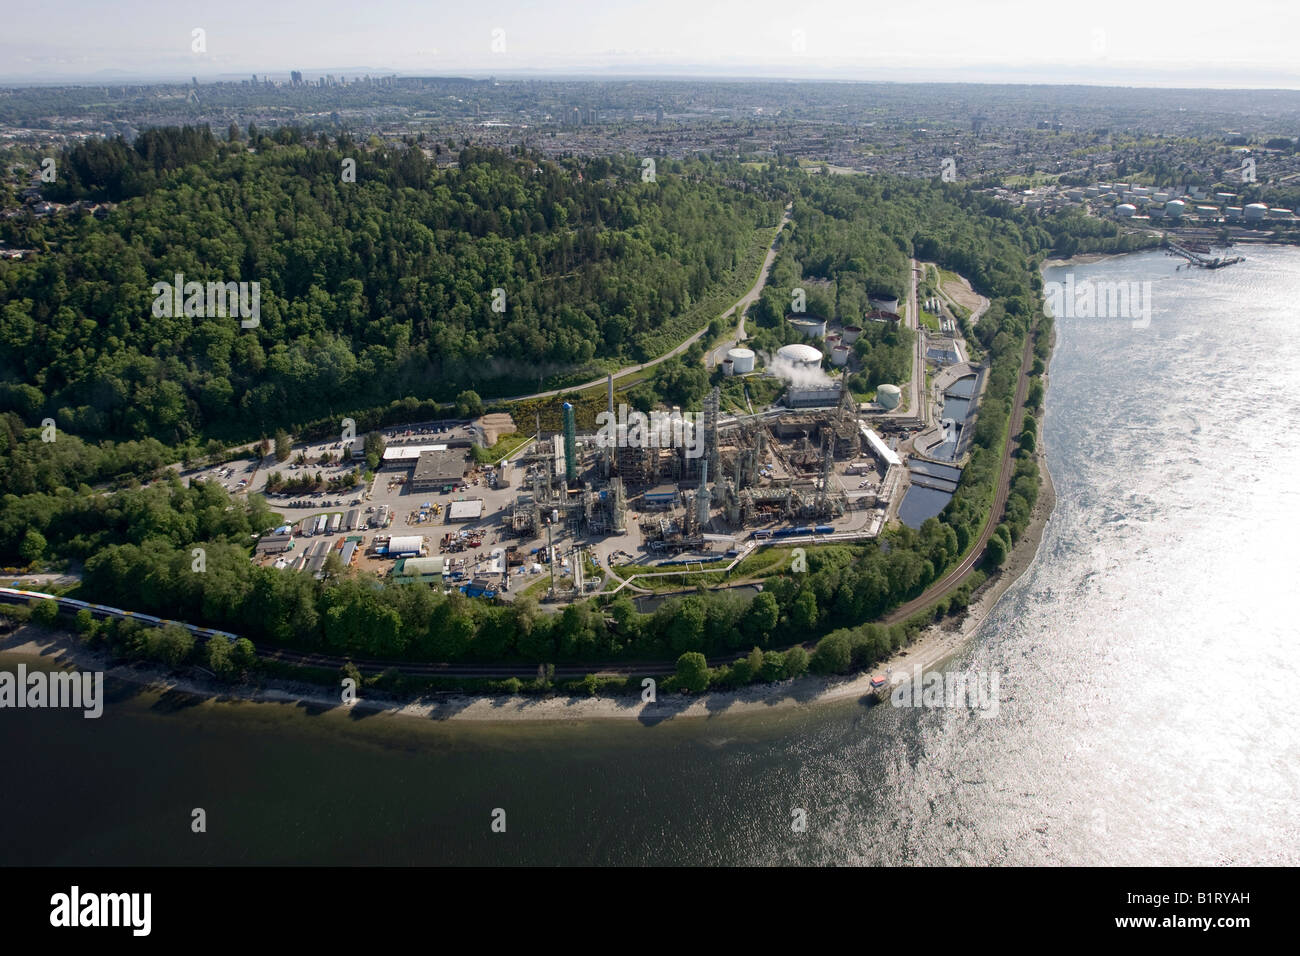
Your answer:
[722,358,734,376]
[877,384,901,410]
[776,343,823,369]
[1164,200,1186,217]
[869,295,900,314]
[842,324,862,344]
[1244,202,1268,222]
[1115,203,1137,217]
[726,347,756,374]
[789,317,828,338]
[830,345,851,367]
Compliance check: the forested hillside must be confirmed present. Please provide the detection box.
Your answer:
[0,127,780,443]
[1,151,1157,683]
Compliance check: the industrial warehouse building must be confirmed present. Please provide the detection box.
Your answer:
[860,423,902,470]
[393,556,448,583]
[642,484,679,509]
[786,384,844,409]
[447,499,485,522]
[385,535,426,557]
[255,533,294,555]
[410,448,468,492]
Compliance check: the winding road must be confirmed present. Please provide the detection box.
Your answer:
[501,202,793,402]
[5,235,1038,682]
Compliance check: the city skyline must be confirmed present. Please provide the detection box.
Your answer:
[3,0,1298,89]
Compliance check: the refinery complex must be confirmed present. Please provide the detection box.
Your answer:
[251,277,988,604]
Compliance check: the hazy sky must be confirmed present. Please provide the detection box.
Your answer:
[3,0,1298,87]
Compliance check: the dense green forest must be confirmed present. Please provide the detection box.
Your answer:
[1,139,1155,692]
[2,163,1094,688]
[0,127,780,443]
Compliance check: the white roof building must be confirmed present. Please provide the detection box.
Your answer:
[859,423,902,469]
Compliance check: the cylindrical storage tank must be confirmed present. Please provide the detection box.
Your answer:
[1115,203,1136,218]
[790,317,827,337]
[1164,200,1186,217]
[776,343,823,369]
[1244,202,1268,222]
[877,384,901,410]
[722,358,735,376]
[869,296,899,313]
[842,325,862,344]
[830,345,850,367]
[727,347,755,374]
[824,333,841,347]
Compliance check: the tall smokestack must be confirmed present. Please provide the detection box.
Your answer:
[562,402,577,484]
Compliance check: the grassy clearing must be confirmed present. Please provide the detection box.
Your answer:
[470,432,532,465]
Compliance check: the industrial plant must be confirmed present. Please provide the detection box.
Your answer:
[252,287,984,603]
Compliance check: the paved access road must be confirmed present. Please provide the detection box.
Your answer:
[703,203,793,369]
[499,202,793,401]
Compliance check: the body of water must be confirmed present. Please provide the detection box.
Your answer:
[4,247,1299,864]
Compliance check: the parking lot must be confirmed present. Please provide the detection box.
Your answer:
[240,422,665,597]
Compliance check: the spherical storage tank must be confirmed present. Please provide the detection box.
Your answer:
[830,346,851,367]
[1244,202,1269,222]
[776,343,823,368]
[877,384,901,410]
[727,347,756,374]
